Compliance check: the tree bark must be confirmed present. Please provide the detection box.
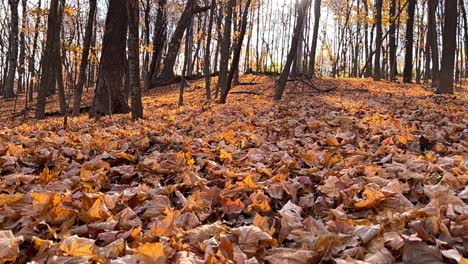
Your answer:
[308,0,321,78]
[72,0,97,116]
[127,0,143,119]
[156,0,209,86]
[403,0,416,83]
[3,0,20,99]
[148,0,167,87]
[274,0,311,101]
[217,0,235,99]
[389,0,397,81]
[220,0,252,103]
[373,0,383,81]
[428,0,439,87]
[35,0,59,119]
[460,0,468,78]
[437,0,457,94]
[90,0,130,116]
[204,0,215,100]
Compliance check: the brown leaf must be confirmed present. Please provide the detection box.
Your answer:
[402,240,445,264]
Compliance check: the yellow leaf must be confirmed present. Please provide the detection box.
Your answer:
[219,149,232,163]
[354,184,386,209]
[135,242,165,262]
[0,193,24,207]
[60,235,95,257]
[39,167,59,184]
[150,208,180,237]
[242,175,259,189]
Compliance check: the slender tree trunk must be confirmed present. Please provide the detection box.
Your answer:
[308,0,321,78]
[35,0,59,119]
[428,0,439,87]
[142,0,151,88]
[204,0,215,100]
[274,0,311,101]
[148,0,167,87]
[460,0,468,78]
[217,0,235,99]
[373,0,383,81]
[158,0,209,85]
[17,0,26,94]
[90,0,130,116]
[55,0,66,115]
[389,0,397,81]
[28,0,41,102]
[220,0,252,103]
[127,0,143,119]
[437,0,457,94]
[403,0,416,83]
[72,0,97,116]
[3,0,20,99]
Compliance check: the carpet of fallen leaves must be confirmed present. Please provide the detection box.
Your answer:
[0,76,467,263]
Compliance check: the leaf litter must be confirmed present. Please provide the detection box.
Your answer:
[0,76,467,263]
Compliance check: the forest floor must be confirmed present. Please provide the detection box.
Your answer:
[0,76,467,263]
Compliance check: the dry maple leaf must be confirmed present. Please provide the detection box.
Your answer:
[354,183,386,209]
[59,235,96,257]
[134,242,166,263]
[0,231,23,262]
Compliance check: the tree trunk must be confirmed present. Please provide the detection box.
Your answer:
[3,0,20,99]
[55,0,66,115]
[17,0,26,94]
[28,0,41,102]
[389,0,397,81]
[428,0,439,87]
[204,0,215,100]
[90,0,130,116]
[373,0,383,81]
[220,0,252,103]
[460,0,468,78]
[437,0,457,94]
[72,0,97,116]
[403,0,416,83]
[308,0,321,78]
[148,0,167,87]
[217,0,235,99]
[127,0,143,119]
[35,0,60,119]
[274,0,311,101]
[157,0,209,86]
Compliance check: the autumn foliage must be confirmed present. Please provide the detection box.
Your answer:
[0,77,467,263]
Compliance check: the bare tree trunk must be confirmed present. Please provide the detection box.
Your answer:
[35,0,59,119]
[17,0,26,94]
[460,0,468,78]
[28,0,41,103]
[148,0,167,87]
[90,0,130,116]
[403,0,416,83]
[3,0,20,99]
[437,0,457,94]
[55,0,66,115]
[72,0,96,116]
[204,0,215,100]
[428,0,439,87]
[220,0,252,103]
[308,0,321,78]
[389,0,397,81]
[217,0,235,99]
[274,0,311,101]
[157,0,209,85]
[127,0,143,119]
[373,0,383,81]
